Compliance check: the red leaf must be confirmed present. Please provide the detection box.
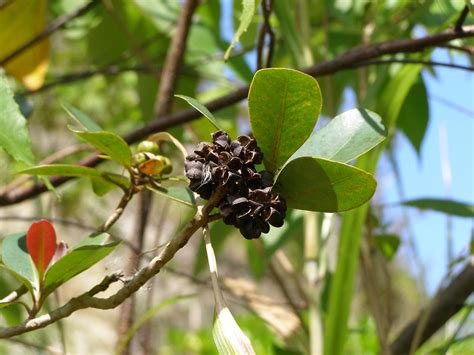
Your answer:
[26,220,57,279]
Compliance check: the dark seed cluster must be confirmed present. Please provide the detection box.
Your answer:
[185,131,287,239]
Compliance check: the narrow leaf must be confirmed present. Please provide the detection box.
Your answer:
[289,108,386,164]
[63,103,103,132]
[146,185,196,208]
[175,95,222,130]
[224,0,258,60]
[0,75,35,165]
[276,157,377,212]
[70,129,132,168]
[148,131,188,160]
[18,164,104,178]
[402,198,474,218]
[26,220,57,279]
[43,233,119,298]
[248,68,322,172]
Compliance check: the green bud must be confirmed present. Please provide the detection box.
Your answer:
[161,156,173,175]
[137,140,159,154]
[132,152,147,165]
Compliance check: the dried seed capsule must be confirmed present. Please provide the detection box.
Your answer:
[185,130,287,239]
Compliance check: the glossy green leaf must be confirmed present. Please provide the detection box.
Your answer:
[224,0,258,60]
[276,157,377,212]
[249,68,322,172]
[289,108,386,164]
[397,78,429,154]
[70,129,132,168]
[175,95,222,130]
[63,103,103,132]
[374,234,400,261]
[0,75,35,165]
[146,185,196,208]
[1,233,36,292]
[42,233,119,298]
[402,198,474,218]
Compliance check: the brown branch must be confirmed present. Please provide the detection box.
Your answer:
[390,261,474,354]
[1,25,474,207]
[0,193,222,339]
[351,58,474,71]
[0,1,99,67]
[153,0,199,117]
[116,2,199,352]
[257,0,275,69]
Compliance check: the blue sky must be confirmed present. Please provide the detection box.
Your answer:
[383,49,473,294]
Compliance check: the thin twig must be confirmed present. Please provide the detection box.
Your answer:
[1,25,474,206]
[257,0,275,69]
[455,6,470,32]
[0,1,99,66]
[99,185,136,232]
[438,44,474,55]
[351,58,474,71]
[0,194,222,338]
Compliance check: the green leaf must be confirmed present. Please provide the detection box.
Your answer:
[146,185,196,208]
[402,198,474,218]
[246,242,266,280]
[0,75,35,165]
[0,264,34,298]
[249,68,322,172]
[175,95,222,130]
[70,129,132,168]
[373,235,400,261]
[1,233,35,293]
[63,103,103,132]
[18,164,105,178]
[42,233,119,298]
[289,108,386,164]
[276,157,377,212]
[224,0,258,60]
[397,78,429,154]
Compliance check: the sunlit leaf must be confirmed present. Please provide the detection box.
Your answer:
[224,0,258,60]
[63,103,103,132]
[249,68,322,172]
[0,75,35,165]
[175,95,222,130]
[289,108,386,163]
[70,129,132,168]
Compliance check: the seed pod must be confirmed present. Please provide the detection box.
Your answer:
[185,130,287,239]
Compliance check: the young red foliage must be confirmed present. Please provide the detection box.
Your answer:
[26,219,57,279]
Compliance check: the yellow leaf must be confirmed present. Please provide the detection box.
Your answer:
[0,0,49,90]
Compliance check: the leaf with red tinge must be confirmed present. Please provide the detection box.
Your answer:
[26,220,57,279]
